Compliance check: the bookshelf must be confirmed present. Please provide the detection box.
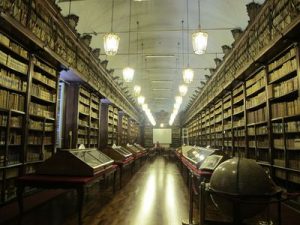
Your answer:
[184,44,300,188]
[171,127,181,148]
[89,94,100,148]
[65,85,101,149]
[118,113,128,146]
[0,31,28,204]
[144,125,153,148]
[128,119,139,144]
[27,57,57,164]
[100,104,119,147]
[0,30,59,204]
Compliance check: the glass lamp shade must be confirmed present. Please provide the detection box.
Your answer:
[103,33,120,56]
[174,102,181,110]
[175,96,183,105]
[142,103,148,111]
[192,31,208,55]
[183,68,194,84]
[137,96,145,105]
[123,67,135,82]
[134,85,141,95]
[179,84,188,96]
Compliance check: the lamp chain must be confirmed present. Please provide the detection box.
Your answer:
[128,0,132,65]
[111,0,115,32]
[141,42,144,78]
[198,0,201,29]
[137,21,139,69]
[181,20,184,69]
[186,0,190,67]
[177,42,180,74]
[68,0,72,15]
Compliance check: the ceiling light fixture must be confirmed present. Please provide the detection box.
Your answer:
[192,0,208,55]
[182,1,194,84]
[134,85,141,96]
[123,0,134,82]
[175,96,183,105]
[142,103,148,111]
[179,84,188,96]
[137,95,145,105]
[103,0,120,56]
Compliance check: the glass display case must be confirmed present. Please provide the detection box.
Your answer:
[126,144,142,155]
[37,148,114,176]
[182,146,227,171]
[134,143,147,152]
[102,144,133,162]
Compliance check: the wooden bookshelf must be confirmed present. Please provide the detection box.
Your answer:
[65,85,101,149]
[100,103,119,147]
[128,119,139,144]
[184,0,300,191]
[144,125,153,148]
[118,113,128,146]
[184,44,300,188]
[171,127,181,148]
[0,30,59,204]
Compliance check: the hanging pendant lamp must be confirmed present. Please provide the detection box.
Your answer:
[103,0,120,56]
[182,8,194,84]
[123,0,134,82]
[192,0,208,55]
[179,84,188,96]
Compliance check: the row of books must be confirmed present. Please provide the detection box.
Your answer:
[271,99,300,118]
[33,58,56,77]
[0,114,7,126]
[268,47,295,72]
[269,58,297,83]
[9,132,21,145]
[0,68,27,92]
[91,102,99,110]
[29,102,54,119]
[79,95,90,105]
[0,32,28,59]
[247,107,267,124]
[246,92,266,109]
[32,71,56,88]
[273,121,300,133]
[79,103,90,114]
[78,119,88,127]
[0,90,25,111]
[272,76,298,98]
[274,138,300,149]
[31,83,56,102]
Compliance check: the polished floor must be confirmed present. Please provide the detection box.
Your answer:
[4,156,193,225]
[2,155,300,225]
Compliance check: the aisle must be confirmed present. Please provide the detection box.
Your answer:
[71,156,190,225]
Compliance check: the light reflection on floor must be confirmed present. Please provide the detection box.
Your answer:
[132,157,189,225]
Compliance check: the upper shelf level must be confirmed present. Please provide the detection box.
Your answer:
[0,0,140,122]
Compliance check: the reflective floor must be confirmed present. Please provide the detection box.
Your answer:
[4,156,191,225]
[66,156,191,225]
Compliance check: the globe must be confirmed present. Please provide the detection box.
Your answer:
[209,157,279,220]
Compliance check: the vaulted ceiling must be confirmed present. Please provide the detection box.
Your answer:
[56,0,265,117]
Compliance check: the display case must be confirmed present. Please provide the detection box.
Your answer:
[133,143,147,152]
[102,144,133,162]
[181,146,227,171]
[125,144,142,155]
[37,148,114,176]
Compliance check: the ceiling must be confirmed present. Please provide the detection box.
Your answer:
[56,0,265,117]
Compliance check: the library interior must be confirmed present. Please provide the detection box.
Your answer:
[0,0,300,225]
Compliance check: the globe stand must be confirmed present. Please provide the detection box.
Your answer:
[199,182,283,225]
[182,171,199,225]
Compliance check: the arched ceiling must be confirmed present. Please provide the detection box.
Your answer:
[57,0,265,117]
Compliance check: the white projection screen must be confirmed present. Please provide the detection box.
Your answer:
[153,129,172,144]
